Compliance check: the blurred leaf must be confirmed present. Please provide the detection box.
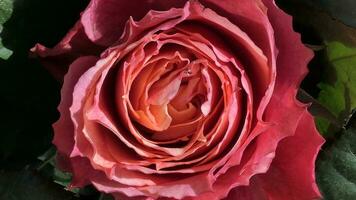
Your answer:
[301,0,356,28]
[0,0,13,59]
[317,115,356,199]
[37,148,78,193]
[0,168,77,200]
[98,194,114,200]
[317,42,356,135]
[0,39,12,59]
[277,0,356,136]
[53,168,73,188]
[297,89,339,127]
[276,0,356,46]
[0,0,12,23]
[37,147,56,163]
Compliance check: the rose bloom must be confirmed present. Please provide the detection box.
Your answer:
[32,0,325,199]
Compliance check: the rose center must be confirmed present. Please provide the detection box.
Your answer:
[127,51,221,142]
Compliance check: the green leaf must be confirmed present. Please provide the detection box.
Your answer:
[317,42,356,135]
[297,89,339,127]
[317,118,356,200]
[0,0,13,59]
[37,148,79,193]
[53,168,74,189]
[0,168,77,200]
[0,0,13,24]
[0,40,12,59]
[276,0,356,136]
[276,0,356,137]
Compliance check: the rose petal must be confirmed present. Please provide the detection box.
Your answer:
[226,112,325,200]
[201,0,277,119]
[52,56,98,170]
[211,0,314,181]
[81,0,186,46]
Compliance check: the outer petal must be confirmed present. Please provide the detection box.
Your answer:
[81,0,186,46]
[224,0,325,199]
[52,56,99,171]
[31,22,103,81]
[185,0,320,199]
[227,112,325,200]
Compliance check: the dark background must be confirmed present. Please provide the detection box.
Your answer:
[0,0,99,199]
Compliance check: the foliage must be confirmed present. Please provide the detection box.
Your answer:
[317,114,356,199]
[0,0,13,59]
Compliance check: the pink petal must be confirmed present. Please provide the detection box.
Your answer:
[81,0,186,46]
[52,56,98,170]
[185,0,319,198]
[226,112,325,200]
[201,0,277,120]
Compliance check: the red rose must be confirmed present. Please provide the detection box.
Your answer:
[32,0,325,199]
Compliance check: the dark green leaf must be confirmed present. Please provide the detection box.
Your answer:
[37,147,56,163]
[53,168,74,188]
[276,0,356,46]
[0,168,77,200]
[317,117,356,200]
[302,0,356,28]
[37,148,79,193]
[98,194,114,200]
[297,89,339,127]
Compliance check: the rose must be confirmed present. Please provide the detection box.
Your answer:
[32,0,325,199]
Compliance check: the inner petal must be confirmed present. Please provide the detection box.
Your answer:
[168,103,199,125]
[147,69,184,106]
[170,77,202,111]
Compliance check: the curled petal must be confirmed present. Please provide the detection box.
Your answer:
[81,0,186,45]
